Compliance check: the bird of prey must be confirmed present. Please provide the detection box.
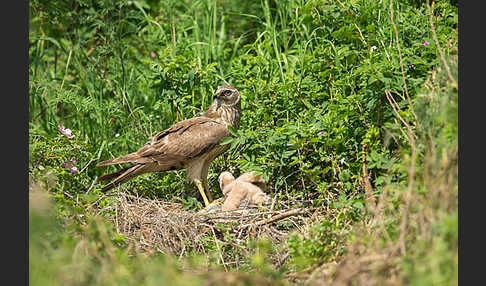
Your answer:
[96,85,241,207]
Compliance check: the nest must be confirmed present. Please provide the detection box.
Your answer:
[107,192,318,260]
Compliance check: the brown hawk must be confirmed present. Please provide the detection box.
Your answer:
[96,85,241,207]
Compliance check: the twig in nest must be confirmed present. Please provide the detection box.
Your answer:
[211,226,228,272]
[202,210,276,222]
[239,208,307,228]
[276,251,290,269]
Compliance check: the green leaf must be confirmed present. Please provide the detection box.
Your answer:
[227,125,238,136]
[220,137,234,145]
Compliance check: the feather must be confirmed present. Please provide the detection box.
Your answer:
[98,165,133,181]
[96,152,140,166]
[100,164,145,192]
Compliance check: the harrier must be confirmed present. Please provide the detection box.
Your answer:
[96,85,241,207]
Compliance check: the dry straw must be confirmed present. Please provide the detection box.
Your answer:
[106,192,318,260]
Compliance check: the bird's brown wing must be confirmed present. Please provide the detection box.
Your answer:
[97,117,230,166]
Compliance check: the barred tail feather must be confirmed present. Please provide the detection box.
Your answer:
[100,164,146,192]
[98,166,133,182]
[98,160,183,192]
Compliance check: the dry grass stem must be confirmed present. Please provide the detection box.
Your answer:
[104,192,317,262]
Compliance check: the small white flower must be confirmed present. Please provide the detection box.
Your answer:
[115,133,120,137]
[370,45,377,51]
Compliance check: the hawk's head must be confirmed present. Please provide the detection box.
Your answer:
[213,85,240,109]
[204,84,241,126]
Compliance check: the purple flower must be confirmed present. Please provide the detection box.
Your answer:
[58,125,75,139]
[318,131,324,135]
[423,41,430,46]
[63,160,79,175]
[69,165,78,175]
[150,52,156,58]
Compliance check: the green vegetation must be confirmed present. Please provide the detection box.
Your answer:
[29,0,457,285]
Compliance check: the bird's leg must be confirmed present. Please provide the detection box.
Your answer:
[194,179,210,207]
[200,163,214,203]
[203,179,213,202]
